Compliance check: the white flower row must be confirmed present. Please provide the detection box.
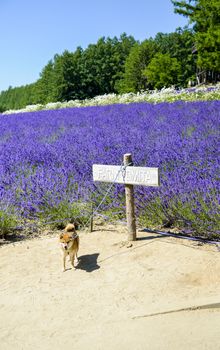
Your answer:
[3,84,220,115]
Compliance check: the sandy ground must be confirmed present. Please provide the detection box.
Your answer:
[0,224,220,350]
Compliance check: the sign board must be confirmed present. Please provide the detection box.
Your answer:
[93,164,159,187]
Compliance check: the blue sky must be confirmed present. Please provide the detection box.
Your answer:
[0,0,188,92]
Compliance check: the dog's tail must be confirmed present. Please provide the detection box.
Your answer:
[64,223,76,233]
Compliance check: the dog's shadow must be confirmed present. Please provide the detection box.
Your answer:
[76,253,100,272]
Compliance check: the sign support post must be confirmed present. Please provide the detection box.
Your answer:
[123,153,137,241]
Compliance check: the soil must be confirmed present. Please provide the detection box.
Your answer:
[0,223,220,350]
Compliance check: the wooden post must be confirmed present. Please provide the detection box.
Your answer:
[123,153,136,241]
[90,203,93,232]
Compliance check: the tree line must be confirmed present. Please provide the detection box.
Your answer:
[0,0,219,112]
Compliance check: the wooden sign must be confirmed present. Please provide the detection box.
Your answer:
[92,154,160,241]
[93,164,159,187]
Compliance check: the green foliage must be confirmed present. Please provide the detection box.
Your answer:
[117,29,196,92]
[0,105,6,113]
[172,0,220,71]
[0,210,18,236]
[139,194,220,238]
[38,200,91,229]
[196,25,220,71]
[117,39,158,93]
[0,83,39,111]
[36,60,55,103]
[79,34,136,98]
[144,53,182,89]
[154,29,196,85]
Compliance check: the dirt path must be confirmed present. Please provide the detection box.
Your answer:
[0,224,220,350]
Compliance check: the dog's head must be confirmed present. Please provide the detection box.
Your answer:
[59,232,73,250]
[59,223,77,250]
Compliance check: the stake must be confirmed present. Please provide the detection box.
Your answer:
[90,203,93,232]
[123,153,137,241]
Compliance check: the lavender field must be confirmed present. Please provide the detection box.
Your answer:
[0,101,219,238]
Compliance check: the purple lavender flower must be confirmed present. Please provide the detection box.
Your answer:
[0,101,219,237]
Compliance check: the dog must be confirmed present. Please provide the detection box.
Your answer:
[59,223,79,272]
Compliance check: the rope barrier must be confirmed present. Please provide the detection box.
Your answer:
[82,161,133,230]
[144,228,220,248]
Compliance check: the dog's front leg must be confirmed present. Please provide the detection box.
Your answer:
[75,252,79,265]
[70,252,76,270]
[63,253,67,272]
[63,256,66,272]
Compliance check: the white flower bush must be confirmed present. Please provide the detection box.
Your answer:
[3,84,220,115]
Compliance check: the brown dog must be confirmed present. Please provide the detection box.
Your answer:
[59,223,79,272]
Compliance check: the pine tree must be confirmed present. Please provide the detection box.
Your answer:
[172,0,220,73]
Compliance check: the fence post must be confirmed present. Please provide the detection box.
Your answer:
[123,153,137,241]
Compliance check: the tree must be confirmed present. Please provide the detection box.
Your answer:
[144,53,181,89]
[154,29,196,86]
[118,39,158,93]
[79,34,136,97]
[0,83,38,110]
[36,60,55,103]
[172,0,220,72]
[52,49,83,101]
[112,33,137,91]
